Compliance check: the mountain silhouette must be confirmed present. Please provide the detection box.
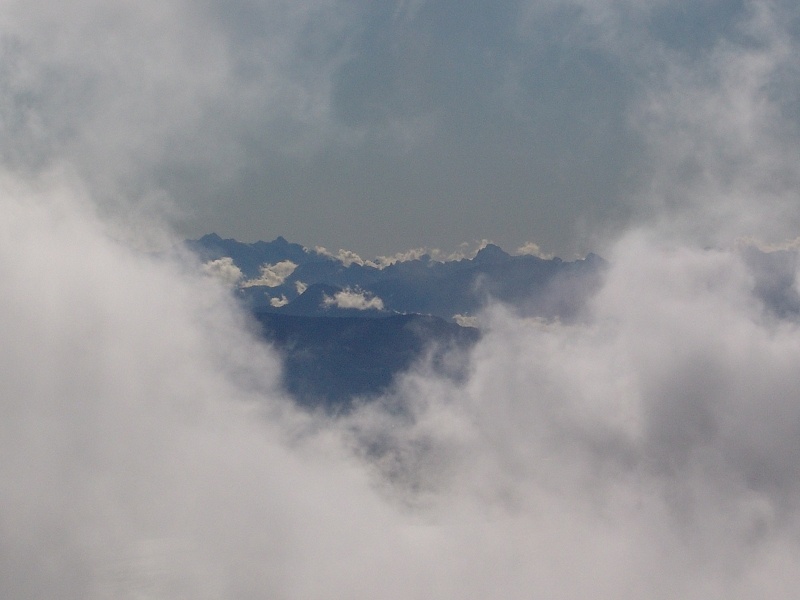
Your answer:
[188,235,606,322]
[187,235,607,407]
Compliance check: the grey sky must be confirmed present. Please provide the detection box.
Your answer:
[1,0,799,257]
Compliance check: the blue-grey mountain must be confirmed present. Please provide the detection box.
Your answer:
[187,235,607,407]
[187,234,606,321]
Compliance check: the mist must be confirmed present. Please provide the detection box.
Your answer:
[4,0,800,598]
[5,174,800,598]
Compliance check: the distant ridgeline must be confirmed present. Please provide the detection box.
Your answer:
[187,233,607,320]
[186,234,607,407]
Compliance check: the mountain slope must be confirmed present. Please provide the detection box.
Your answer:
[188,234,606,406]
[254,312,479,407]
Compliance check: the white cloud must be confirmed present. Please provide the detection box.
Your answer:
[8,169,800,598]
[514,241,553,259]
[241,260,297,288]
[431,239,492,262]
[373,247,430,267]
[269,294,289,308]
[323,288,385,311]
[452,313,479,328]
[295,280,308,295]
[201,257,243,286]
[335,248,367,267]
[5,1,800,597]
[314,246,368,267]
[0,0,357,240]
[313,239,514,271]
[372,241,493,267]
[623,0,800,248]
[343,229,800,597]
[315,240,503,269]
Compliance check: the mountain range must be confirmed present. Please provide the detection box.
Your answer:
[186,234,607,407]
[187,233,606,321]
[187,235,800,407]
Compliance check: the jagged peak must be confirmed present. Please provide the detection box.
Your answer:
[473,243,509,262]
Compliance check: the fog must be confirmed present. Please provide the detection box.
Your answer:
[4,0,800,598]
[3,176,800,599]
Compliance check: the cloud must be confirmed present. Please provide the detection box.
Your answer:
[269,294,289,308]
[314,246,369,267]
[451,313,479,328]
[5,1,800,597]
[7,171,800,597]
[514,241,553,259]
[202,257,243,286]
[618,0,800,248]
[342,231,800,596]
[241,260,297,288]
[0,0,356,240]
[374,240,503,268]
[373,247,431,267]
[314,240,513,270]
[323,288,385,311]
[314,240,509,270]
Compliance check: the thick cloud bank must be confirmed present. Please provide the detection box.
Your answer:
[3,181,800,598]
[4,0,800,597]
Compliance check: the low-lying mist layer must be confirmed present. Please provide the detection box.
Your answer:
[3,183,800,599]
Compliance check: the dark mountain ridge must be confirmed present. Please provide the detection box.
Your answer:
[186,234,607,407]
[255,312,479,407]
[188,235,607,322]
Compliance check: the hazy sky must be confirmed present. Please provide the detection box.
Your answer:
[2,0,800,256]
